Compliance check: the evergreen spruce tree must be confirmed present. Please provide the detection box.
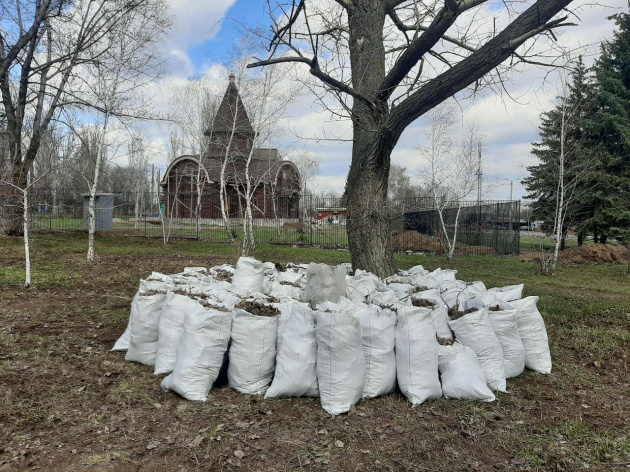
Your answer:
[584,12,630,243]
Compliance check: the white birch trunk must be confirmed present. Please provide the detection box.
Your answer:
[23,174,31,288]
[447,203,463,260]
[87,110,110,262]
[134,188,140,230]
[195,158,203,237]
[219,164,234,243]
[551,98,567,274]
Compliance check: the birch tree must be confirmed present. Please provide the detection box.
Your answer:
[250,0,579,277]
[0,0,170,237]
[418,105,479,259]
[74,1,168,261]
[525,57,595,275]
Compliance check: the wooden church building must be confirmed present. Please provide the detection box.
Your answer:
[161,74,301,220]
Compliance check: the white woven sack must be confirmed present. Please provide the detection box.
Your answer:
[448,307,507,392]
[270,281,302,300]
[265,306,319,398]
[487,301,525,378]
[438,342,495,402]
[431,305,453,340]
[139,277,173,294]
[277,269,303,285]
[183,266,207,275]
[509,296,552,374]
[111,324,131,352]
[346,270,384,304]
[227,308,278,395]
[384,274,414,285]
[355,306,397,399]
[407,265,427,276]
[458,292,499,311]
[412,275,440,289]
[487,284,524,302]
[315,297,357,314]
[412,289,446,307]
[385,282,414,295]
[125,293,166,365]
[276,300,312,351]
[395,306,442,406]
[161,307,232,401]
[369,289,404,308]
[315,310,366,415]
[429,268,458,284]
[440,287,463,309]
[231,257,266,296]
[439,279,466,292]
[154,293,205,375]
[112,293,138,351]
[466,281,487,294]
[210,264,234,276]
[303,263,348,307]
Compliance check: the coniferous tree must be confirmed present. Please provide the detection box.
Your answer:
[583,12,630,243]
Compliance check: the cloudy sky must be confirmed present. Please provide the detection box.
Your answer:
[150,0,629,200]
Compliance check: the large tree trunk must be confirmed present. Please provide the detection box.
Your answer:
[345,145,396,278]
[345,2,396,277]
[345,3,396,278]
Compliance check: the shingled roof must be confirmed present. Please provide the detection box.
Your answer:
[209,74,254,136]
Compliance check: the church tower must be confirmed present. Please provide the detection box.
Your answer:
[206,74,255,159]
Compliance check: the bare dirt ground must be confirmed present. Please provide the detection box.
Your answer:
[1,236,629,472]
[520,244,630,265]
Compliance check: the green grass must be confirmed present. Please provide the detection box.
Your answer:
[1,232,629,471]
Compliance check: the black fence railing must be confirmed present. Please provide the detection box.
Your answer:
[1,189,520,255]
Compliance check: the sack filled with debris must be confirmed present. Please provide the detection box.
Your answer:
[438,342,495,402]
[161,305,232,401]
[125,291,167,365]
[395,305,442,406]
[355,305,397,399]
[315,310,365,415]
[448,307,507,392]
[509,296,552,374]
[487,301,525,378]
[487,283,524,302]
[265,304,319,398]
[231,257,268,296]
[302,263,348,308]
[227,302,279,395]
[154,292,206,375]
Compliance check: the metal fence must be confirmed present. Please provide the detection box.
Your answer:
[1,188,520,255]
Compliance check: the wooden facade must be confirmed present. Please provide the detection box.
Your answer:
[161,75,301,219]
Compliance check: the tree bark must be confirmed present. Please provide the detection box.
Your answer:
[344,2,397,278]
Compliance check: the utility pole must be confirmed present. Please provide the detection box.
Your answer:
[476,141,483,204]
[476,141,483,228]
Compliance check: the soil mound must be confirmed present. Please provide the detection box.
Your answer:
[520,244,630,264]
[391,231,442,252]
[461,245,499,256]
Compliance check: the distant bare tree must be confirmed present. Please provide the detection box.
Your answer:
[418,105,480,259]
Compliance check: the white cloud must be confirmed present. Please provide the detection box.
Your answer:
[166,0,237,50]
[138,1,627,200]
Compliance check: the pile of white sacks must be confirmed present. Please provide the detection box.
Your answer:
[111,257,552,416]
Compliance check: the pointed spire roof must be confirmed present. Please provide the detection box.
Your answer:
[210,74,254,136]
